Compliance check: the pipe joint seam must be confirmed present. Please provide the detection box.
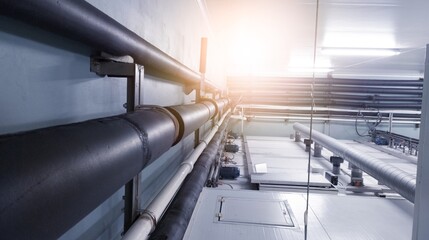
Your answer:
[180,162,194,171]
[200,98,218,118]
[120,115,149,160]
[136,105,180,144]
[140,209,157,233]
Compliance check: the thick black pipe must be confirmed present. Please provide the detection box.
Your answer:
[215,99,229,115]
[166,100,217,144]
[0,108,177,239]
[0,0,219,90]
[0,98,230,239]
[149,116,230,240]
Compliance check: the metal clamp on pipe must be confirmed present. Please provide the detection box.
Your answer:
[140,210,157,234]
[200,98,218,118]
[166,99,228,144]
[136,105,181,147]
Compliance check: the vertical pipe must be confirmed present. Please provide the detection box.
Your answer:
[195,38,208,148]
[389,113,394,133]
[241,106,244,135]
[350,164,364,186]
[313,142,322,157]
[295,131,301,142]
[199,38,208,74]
[412,45,429,239]
[124,72,137,233]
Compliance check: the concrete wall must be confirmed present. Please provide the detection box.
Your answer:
[0,0,221,239]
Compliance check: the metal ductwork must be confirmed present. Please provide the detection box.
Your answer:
[293,122,416,203]
[0,0,218,90]
[0,100,229,239]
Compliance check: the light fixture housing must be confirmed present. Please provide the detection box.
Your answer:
[321,47,400,56]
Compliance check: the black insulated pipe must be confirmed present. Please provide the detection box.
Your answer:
[149,115,230,240]
[215,98,229,115]
[0,108,177,240]
[166,100,217,144]
[0,0,218,90]
[0,99,228,239]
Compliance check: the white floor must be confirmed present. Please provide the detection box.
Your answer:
[185,189,413,240]
[246,136,332,187]
[185,135,416,239]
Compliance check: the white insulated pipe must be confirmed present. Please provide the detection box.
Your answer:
[123,109,231,240]
[293,122,416,203]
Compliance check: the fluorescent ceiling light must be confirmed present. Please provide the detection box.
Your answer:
[321,48,400,56]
